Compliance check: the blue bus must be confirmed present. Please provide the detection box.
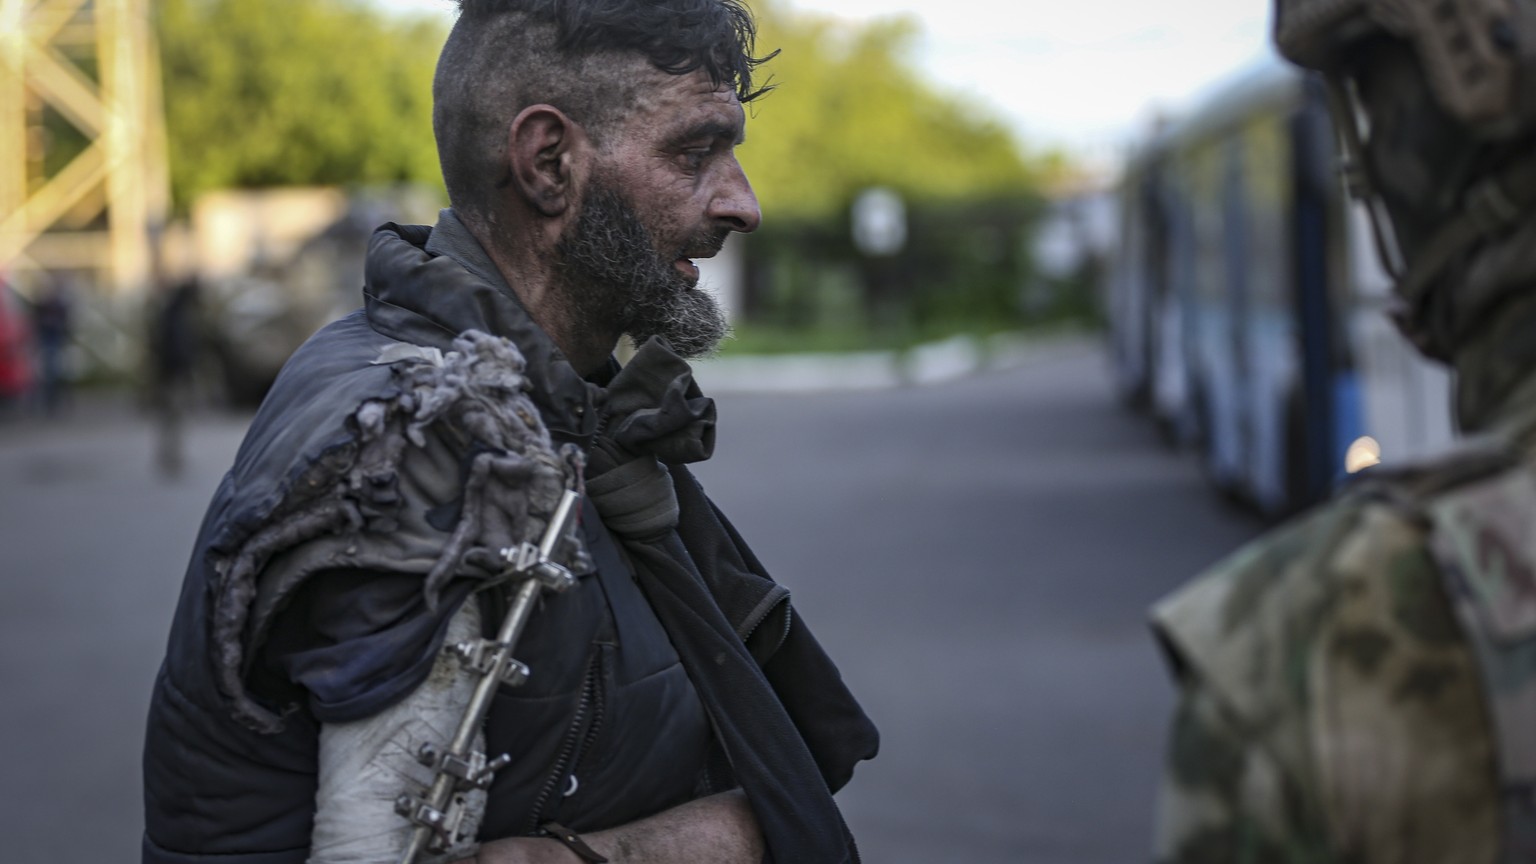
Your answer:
[1106,57,1455,517]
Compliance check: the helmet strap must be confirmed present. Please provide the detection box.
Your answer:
[1326,74,1536,357]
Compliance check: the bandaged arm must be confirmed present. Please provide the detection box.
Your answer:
[309,600,763,864]
[309,599,488,864]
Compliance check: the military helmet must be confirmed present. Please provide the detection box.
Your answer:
[1275,0,1530,135]
[1273,0,1536,361]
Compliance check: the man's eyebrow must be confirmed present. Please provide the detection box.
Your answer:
[668,119,746,147]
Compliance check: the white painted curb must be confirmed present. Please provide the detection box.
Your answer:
[690,329,1090,395]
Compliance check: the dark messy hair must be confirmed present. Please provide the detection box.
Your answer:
[435,0,776,223]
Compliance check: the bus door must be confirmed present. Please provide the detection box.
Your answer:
[1109,166,1153,405]
[1190,140,1244,492]
[1239,112,1302,516]
[1154,167,1197,443]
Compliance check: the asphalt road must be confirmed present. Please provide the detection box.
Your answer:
[0,337,1261,863]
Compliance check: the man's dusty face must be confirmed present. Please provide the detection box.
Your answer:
[555,69,761,359]
[556,180,730,358]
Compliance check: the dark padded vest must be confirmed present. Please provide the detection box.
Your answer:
[142,243,711,863]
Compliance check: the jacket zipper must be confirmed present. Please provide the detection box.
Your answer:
[525,647,604,830]
[572,653,607,775]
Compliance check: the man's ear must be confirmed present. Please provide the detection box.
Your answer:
[507,104,582,218]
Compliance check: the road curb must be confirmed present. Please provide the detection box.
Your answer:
[691,329,1092,395]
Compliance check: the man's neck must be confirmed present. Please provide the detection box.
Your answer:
[459,211,620,376]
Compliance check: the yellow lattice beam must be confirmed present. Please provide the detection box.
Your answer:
[0,140,108,262]
[25,0,95,48]
[0,0,28,232]
[25,40,108,138]
[0,0,167,296]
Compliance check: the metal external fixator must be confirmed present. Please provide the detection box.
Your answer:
[449,639,531,686]
[500,541,578,593]
[398,489,583,864]
[395,792,472,854]
[413,743,513,790]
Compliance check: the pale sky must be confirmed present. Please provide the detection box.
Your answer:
[375,0,1275,169]
[842,0,1275,160]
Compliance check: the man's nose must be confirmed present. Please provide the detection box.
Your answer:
[711,159,761,234]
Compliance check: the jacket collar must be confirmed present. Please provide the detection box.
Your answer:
[362,209,602,442]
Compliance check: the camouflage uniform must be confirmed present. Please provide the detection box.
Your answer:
[1152,308,1536,864]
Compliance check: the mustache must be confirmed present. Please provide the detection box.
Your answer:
[681,229,730,260]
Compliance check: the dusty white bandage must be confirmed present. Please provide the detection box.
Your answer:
[309,599,488,864]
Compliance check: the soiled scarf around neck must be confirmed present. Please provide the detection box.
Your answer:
[584,336,873,864]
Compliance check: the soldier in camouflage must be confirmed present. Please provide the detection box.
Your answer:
[1152,0,1536,861]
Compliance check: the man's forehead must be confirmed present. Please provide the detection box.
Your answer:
[629,68,746,138]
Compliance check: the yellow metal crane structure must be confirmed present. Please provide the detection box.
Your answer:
[0,0,169,298]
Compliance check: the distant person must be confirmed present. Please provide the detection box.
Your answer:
[31,275,73,415]
[1153,1,1536,862]
[0,273,34,414]
[149,276,201,476]
[140,2,876,863]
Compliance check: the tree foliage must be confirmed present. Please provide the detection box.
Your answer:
[740,3,1048,220]
[156,0,446,207]
[155,0,1054,219]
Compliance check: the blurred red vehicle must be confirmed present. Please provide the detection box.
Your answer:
[0,280,35,401]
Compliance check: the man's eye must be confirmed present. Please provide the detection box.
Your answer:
[680,149,710,171]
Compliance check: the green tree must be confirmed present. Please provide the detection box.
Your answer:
[156,0,446,207]
[740,2,1051,221]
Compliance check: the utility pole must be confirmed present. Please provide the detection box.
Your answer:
[0,0,169,298]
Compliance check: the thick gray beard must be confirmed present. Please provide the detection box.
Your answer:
[555,182,730,359]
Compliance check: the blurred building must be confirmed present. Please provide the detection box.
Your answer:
[1028,190,1117,317]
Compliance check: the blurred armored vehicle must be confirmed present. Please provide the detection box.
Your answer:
[192,186,441,405]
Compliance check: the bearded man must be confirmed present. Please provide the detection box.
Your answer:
[139,3,878,863]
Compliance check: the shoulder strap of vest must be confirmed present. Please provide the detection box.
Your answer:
[1375,434,1536,862]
